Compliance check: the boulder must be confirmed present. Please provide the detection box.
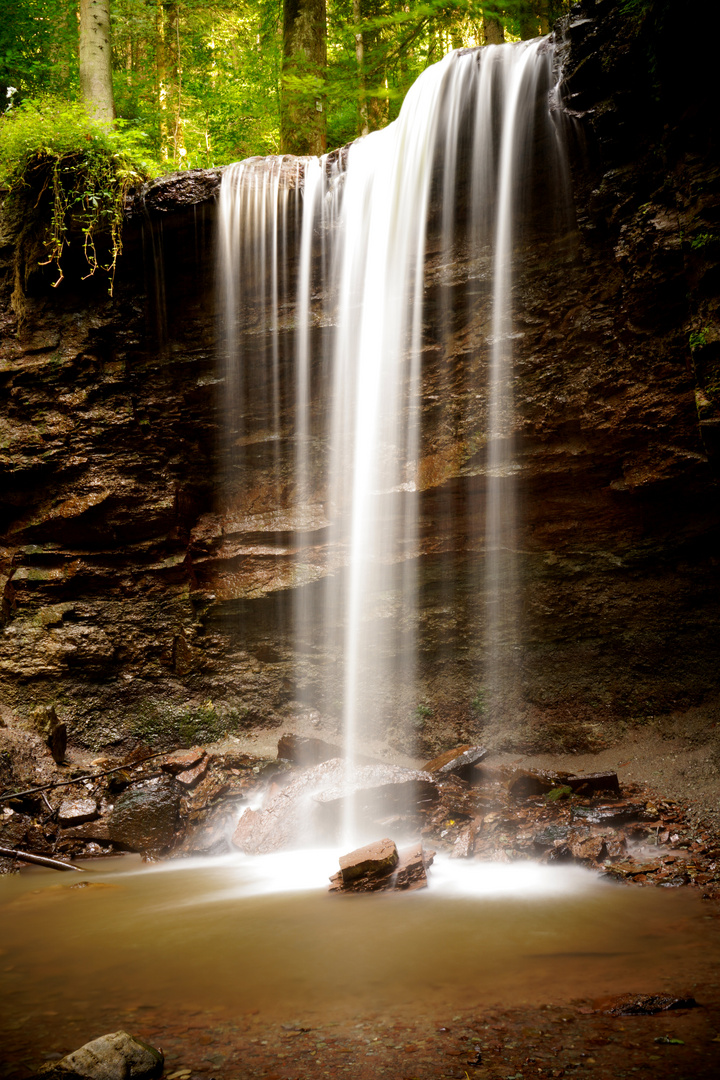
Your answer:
[36,1030,163,1079]
[329,842,435,893]
[107,777,183,854]
[232,759,438,854]
[339,837,399,882]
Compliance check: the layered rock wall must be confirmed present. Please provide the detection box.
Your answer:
[0,0,718,754]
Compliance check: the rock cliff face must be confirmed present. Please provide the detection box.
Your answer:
[0,0,718,754]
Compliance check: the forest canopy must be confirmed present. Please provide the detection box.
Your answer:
[0,0,572,175]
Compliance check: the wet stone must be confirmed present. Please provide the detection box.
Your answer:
[339,837,399,882]
[58,797,99,827]
[161,747,207,774]
[36,1029,164,1079]
[329,841,434,893]
[175,759,209,788]
[107,776,183,854]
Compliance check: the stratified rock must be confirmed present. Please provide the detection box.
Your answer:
[28,705,66,765]
[36,1030,163,1079]
[339,838,399,882]
[232,759,438,854]
[329,841,434,892]
[58,798,99,827]
[107,777,183,854]
[161,746,207,774]
[423,745,488,782]
[175,759,209,788]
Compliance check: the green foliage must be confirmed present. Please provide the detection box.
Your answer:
[0,96,152,293]
[545,784,573,801]
[470,687,487,716]
[690,232,718,251]
[689,327,709,351]
[413,700,434,728]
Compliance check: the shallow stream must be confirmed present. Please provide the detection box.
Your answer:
[2,852,718,1043]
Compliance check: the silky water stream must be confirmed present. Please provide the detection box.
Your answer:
[3,40,720,1080]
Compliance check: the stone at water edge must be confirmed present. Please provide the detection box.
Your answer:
[107,775,183,854]
[339,837,399,882]
[35,1030,163,1079]
[329,840,435,892]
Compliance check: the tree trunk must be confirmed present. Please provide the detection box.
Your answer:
[156,0,169,161]
[166,1,185,164]
[280,0,327,156]
[79,0,115,122]
[482,12,505,45]
[353,0,369,137]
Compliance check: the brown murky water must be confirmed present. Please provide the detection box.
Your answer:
[1,853,719,1077]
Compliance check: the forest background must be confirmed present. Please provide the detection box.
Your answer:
[1,0,573,175]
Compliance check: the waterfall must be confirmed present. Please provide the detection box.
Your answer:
[219,40,570,846]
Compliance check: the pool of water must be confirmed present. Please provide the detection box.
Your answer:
[2,850,718,1040]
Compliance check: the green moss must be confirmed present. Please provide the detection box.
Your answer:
[129,698,249,749]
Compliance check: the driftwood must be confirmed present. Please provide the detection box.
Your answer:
[0,845,85,872]
[0,751,166,804]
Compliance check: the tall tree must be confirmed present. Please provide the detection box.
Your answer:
[79,0,115,122]
[281,0,327,155]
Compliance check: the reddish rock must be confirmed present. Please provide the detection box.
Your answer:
[423,745,471,772]
[329,841,435,893]
[423,745,489,783]
[175,759,209,788]
[161,747,207,774]
[339,837,399,882]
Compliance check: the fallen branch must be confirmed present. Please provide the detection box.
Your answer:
[0,751,167,804]
[0,845,85,872]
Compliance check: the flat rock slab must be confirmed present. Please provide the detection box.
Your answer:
[161,747,207,774]
[232,760,438,854]
[58,798,99,827]
[423,745,488,782]
[339,837,399,882]
[175,759,209,787]
[329,842,435,893]
[36,1030,163,1079]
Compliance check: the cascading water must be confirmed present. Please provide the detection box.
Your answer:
[219,39,571,846]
